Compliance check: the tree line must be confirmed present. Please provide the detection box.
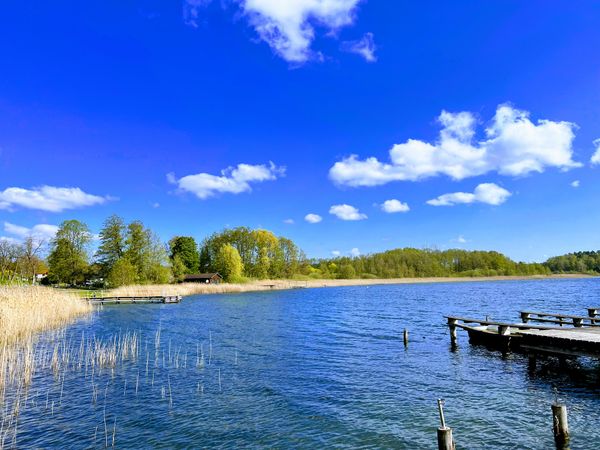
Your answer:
[5,213,597,288]
[545,251,600,274]
[307,248,550,279]
[40,218,306,287]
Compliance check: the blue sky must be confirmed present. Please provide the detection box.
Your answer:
[1,1,599,262]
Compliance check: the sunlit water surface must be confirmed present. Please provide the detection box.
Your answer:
[7,279,600,449]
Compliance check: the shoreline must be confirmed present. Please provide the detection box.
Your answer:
[104,274,597,298]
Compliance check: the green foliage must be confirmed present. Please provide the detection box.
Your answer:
[168,236,199,274]
[337,264,356,279]
[124,221,169,284]
[214,244,244,282]
[47,220,92,285]
[315,248,551,279]
[107,258,137,287]
[199,227,304,279]
[170,255,187,282]
[545,251,600,274]
[95,215,126,276]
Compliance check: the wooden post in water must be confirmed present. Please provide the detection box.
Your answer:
[447,318,458,346]
[403,329,409,347]
[552,401,569,448]
[521,312,530,323]
[436,399,455,450]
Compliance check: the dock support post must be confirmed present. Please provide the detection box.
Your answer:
[436,399,455,450]
[447,318,458,346]
[552,402,569,448]
[528,353,537,373]
[521,312,530,323]
[403,329,409,347]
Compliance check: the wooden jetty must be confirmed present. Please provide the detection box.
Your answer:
[89,295,182,305]
[447,309,600,358]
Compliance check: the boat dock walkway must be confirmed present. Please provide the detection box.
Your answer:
[446,308,600,359]
[89,295,182,305]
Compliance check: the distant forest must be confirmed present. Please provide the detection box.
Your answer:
[545,251,600,274]
[1,216,598,287]
[309,248,550,279]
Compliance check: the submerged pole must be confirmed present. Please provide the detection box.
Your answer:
[552,402,570,448]
[447,318,458,346]
[437,399,455,450]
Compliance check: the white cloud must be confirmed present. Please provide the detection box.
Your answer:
[183,0,211,28]
[330,105,581,187]
[350,247,360,257]
[174,162,284,199]
[152,202,161,208]
[331,250,341,256]
[571,180,580,188]
[185,0,363,62]
[381,199,410,213]
[455,235,467,244]
[341,32,376,62]
[329,204,367,220]
[304,213,322,223]
[283,218,295,224]
[4,222,59,242]
[591,139,600,165]
[427,183,511,207]
[0,186,110,212]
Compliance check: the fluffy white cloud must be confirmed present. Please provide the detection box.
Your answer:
[427,183,511,207]
[330,105,581,187]
[329,204,367,220]
[341,32,376,62]
[455,235,467,244]
[4,222,59,242]
[571,180,580,188]
[591,139,600,165]
[304,213,322,223]
[350,247,360,257]
[186,0,363,62]
[0,186,109,212]
[331,250,341,256]
[173,162,284,199]
[381,199,410,213]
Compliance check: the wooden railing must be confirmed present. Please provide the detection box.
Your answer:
[519,311,600,327]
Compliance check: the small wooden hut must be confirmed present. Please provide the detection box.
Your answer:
[183,273,223,284]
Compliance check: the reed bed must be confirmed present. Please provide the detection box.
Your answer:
[0,324,225,449]
[0,286,92,345]
[104,274,581,299]
[0,286,92,448]
[106,280,301,297]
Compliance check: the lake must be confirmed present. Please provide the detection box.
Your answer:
[6,278,600,449]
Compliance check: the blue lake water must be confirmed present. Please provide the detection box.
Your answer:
[8,278,600,449]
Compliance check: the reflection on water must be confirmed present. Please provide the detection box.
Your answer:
[2,278,600,449]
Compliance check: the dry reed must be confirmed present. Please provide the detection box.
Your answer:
[0,286,92,345]
[104,274,583,299]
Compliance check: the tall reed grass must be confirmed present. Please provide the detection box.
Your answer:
[0,286,92,345]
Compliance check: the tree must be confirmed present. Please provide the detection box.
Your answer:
[20,236,46,284]
[96,215,126,276]
[337,264,356,279]
[47,220,92,285]
[168,236,199,274]
[107,258,137,287]
[123,221,169,284]
[171,255,187,282]
[214,244,243,282]
[124,221,150,279]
